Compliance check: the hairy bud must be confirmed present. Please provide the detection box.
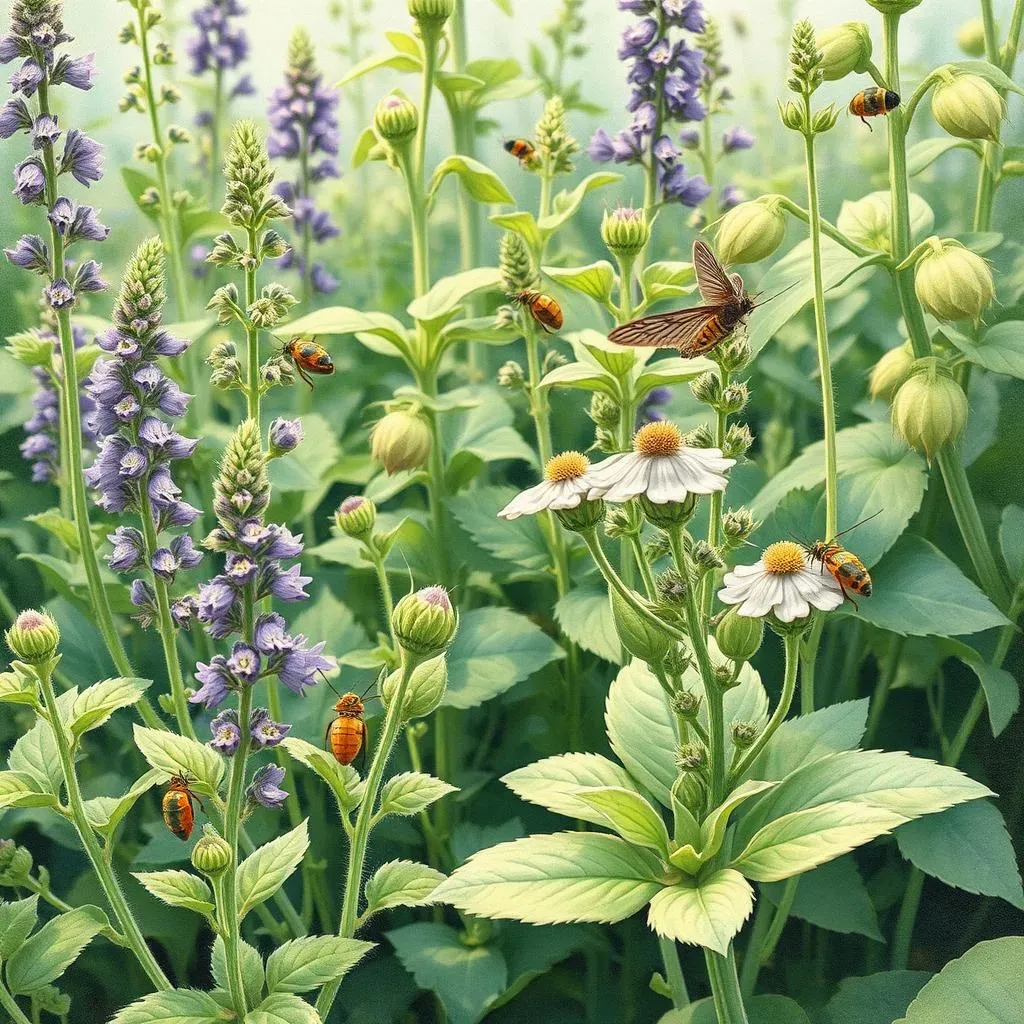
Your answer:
[381,654,447,720]
[335,495,376,539]
[730,720,760,749]
[393,586,458,656]
[5,609,60,665]
[914,237,993,323]
[931,70,1005,142]
[716,196,787,265]
[817,22,872,80]
[715,606,764,663]
[370,409,432,475]
[892,357,968,460]
[374,93,418,146]
[601,206,650,259]
[869,341,915,400]
[191,827,232,877]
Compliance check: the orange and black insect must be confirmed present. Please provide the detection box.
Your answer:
[805,511,881,609]
[510,289,564,333]
[327,692,368,767]
[848,87,900,130]
[609,240,757,358]
[504,138,539,168]
[162,772,203,841]
[284,335,334,390]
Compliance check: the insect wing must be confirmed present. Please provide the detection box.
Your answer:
[609,305,721,350]
[728,273,746,298]
[693,240,739,304]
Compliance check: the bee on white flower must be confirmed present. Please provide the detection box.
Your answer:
[586,421,735,505]
[498,451,596,520]
[717,541,845,622]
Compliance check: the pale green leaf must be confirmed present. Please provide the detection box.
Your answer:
[449,486,551,573]
[213,934,265,1008]
[279,306,409,358]
[908,137,981,176]
[945,59,1024,96]
[131,869,215,915]
[407,267,503,325]
[428,155,514,205]
[543,261,616,304]
[236,820,310,920]
[576,787,671,855]
[647,869,753,955]
[0,895,38,960]
[7,905,105,994]
[945,321,1024,378]
[0,668,37,706]
[265,935,373,994]
[539,172,623,236]
[70,676,151,737]
[132,725,224,797]
[364,861,446,915]
[10,695,75,794]
[538,360,617,395]
[0,770,57,809]
[698,780,779,866]
[25,510,79,553]
[489,210,541,252]
[554,583,624,664]
[83,769,165,839]
[281,737,364,812]
[245,993,320,1024]
[109,989,225,1024]
[336,49,420,88]
[999,504,1024,583]
[641,260,696,304]
[378,772,458,818]
[633,356,718,399]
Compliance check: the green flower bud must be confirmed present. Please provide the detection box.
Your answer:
[811,104,840,135]
[692,541,725,575]
[816,22,872,80]
[381,654,447,720]
[715,605,764,663]
[715,334,752,373]
[374,93,419,145]
[722,422,754,460]
[393,586,458,656]
[0,839,33,884]
[672,771,707,819]
[865,0,923,13]
[715,196,786,265]
[609,588,673,665]
[689,370,721,406]
[5,609,60,665]
[892,357,968,461]
[555,499,606,533]
[408,0,454,27]
[869,341,915,400]
[778,99,805,132]
[588,392,620,431]
[335,495,376,539]
[191,827,232,877]
[497,360,525,390]
[720,382,749,414]
[370,409,432,475]
[956,18,987,56]
[601,206,651,259]
[656,569,688,606]
[730,720,760,749]
[674,742,707,773]
[638,492,697,530]
[670,689,702,719]
[604,506,639,540]
[686,424,715,449]
[721,507,757,545]
[914,237,994,323]
[499,231,538,295]
[931,70,1005,142]
[535,95,579,176]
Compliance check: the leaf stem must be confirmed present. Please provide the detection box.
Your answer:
[0,980,33,1024]
[658,936,690,1008]
[705,947,750,1024]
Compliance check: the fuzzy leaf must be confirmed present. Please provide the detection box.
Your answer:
[235,820,310,920]
[576,786,671,855]
[428,155,514,205]
[0,668,37,706]
[109,989,225,1024]
[364,861,446,915]
[84,769,164,839]
[246,993,321,1024]
[0,770,57,809]
[132,725,224,796]
[0,895,38,960]
[554,583,624,664]
[132,870,215,915]
[280,737,364,812]
[70,677,151,737]
[6,905,105,994]
[265,935,373,994]
[213,934,264,1008]
[647,869,754,955]
[378,772,458,818]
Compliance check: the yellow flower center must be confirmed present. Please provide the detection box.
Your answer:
[545,450,590,482]
[633,421,683,457]
[762,541,806,575]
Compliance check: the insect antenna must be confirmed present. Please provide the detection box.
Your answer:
[831,509,882,541]
[752,280,800,308]
[316,668,344,699]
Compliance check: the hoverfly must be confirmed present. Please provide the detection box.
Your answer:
[805,511,881,609]
[162,772,203,841]
[848,87,900,130]
[608,240,755,358]
[503,138,539,168]
[284,335,334,389]
[510,289,564,333]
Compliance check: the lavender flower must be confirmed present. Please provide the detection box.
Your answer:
[210,708,241,754]
[266,27,339,296]
[637,386,673,426]
[248,707,291,749]
[246,764,288,809]
[722,125,755,152]
[187,0,252,143]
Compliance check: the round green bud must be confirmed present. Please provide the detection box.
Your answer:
[864,0,923,13]
[931,71,1005,142]
[555,499,606,533]
[778,100,805,132]
[370,409,432,475]
[715,196,786,265]
[335,495,377,539]
[914,237,994,324]
[836,190,936,255]
[656,568,688,605]
[817,22,873,80]
[892,357,968,461]
[671,771,706,819]
[639,492,697,529]
[191,827,232,877]
[609,588,673,666]
[393,586,458,656]
[869,341,915,400]
[5,609,60,665]
[674,742,707,773]
[381,654,447,720]
[670,689,702,719]
[715,605,764,663]
[721,507,757,545]
[730,720,760,750]
[600,206,651,259]
[374,93,419,145]
[408,0,454,26]
[956,18,987,56]
[0,839,32,884]
[689,370,721,406]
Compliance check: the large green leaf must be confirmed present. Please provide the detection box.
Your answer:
[235,821,310,920]
[647,869,753,955]
[896,936,1024,1023]
[428,155,514,205]
[265,936,372,994]
[378,772,458,818]
[213,934,264,1007]
[449,486,551,573]
[336,49,421,88]
[538,172,623,236]
[0,896,38,960]
[9,692,76,795]
[132,725,225,796]
[907,137,981,176]
[407,267,503,325]
[279,306,409,358]
[819,971,931,1024]
[109,989,225,1024]
[731,749,992,881]
[433,832,663,924]
[941,638,1019,736]
[944,321,1024,378]
[851,535,1010,638]
[131,869,215,916]
[6,905,105,994]
[443,607,564,709]
[69,676,151,738]
[442,388,537,489]
[0,770,57,810]
[554,582,624,664]
[895,800,1024,909]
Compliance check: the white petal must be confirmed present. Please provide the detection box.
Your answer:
[601,455,651,502]
[739,575,782,618]
[497,480,559,519]
[774,578,811,622]
[546,478,589,510]
[645,458,686,503]
[808,586,845,612]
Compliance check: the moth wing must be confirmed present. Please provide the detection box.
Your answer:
[729,272,746,297]
[693,239,738,304]
[609,305,720,350]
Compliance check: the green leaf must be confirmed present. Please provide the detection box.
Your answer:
[213,934,265,1008]
[554,583,624,664]
[747,238,886,354]
[944,321,1024,378]
[132,725,225,797]
[364,861,446,916]
[538,360,617,395]
[265,935,373,994]
[10,699,74,795]
[84,769,164,839]
[569,327,649,376]
[819,970,931,1024]
[576,787,671,855]
[633,356,718,399]
[0,668,37,706]
[439,316,520,348]
[489,210,541,252]
[945,59,1024,96]
[121,167,160,222]
[662,994,811,1024]
[852,535,1010,638]
[895,800,1024,909]
[0,895,38,960]
[428,155,514,205]
[641,261,696,304]
[70,676,151,737]
[109,989,225,1024]
[25,510,80,553]
[697,780,779,868]
[433,832,663,924]
[907,137,982,176]
[245,993,320,1024]
[896,936,1024,1023]
[180,208,232,244]
[999,504,1024,583]
[941,639,1019,736]
[235,820,310,921]
[0,770,57,809]
[449,486,551,573]
[407,267,503,325]
[647,869,753,955]
[131,869,215,915]
[538,172,623,236]
[761,855,882,940]
[444,607,563,709]
[336,49,421,88]
[6,905,105,994]
[351,125,379,168]
[544,261,617,304]
[279,306,409,358]
[731,749,993,882]
[378,772,458,818]
[388,922,507,1024]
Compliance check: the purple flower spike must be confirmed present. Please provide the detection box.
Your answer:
[60,129,103,187]
[9,58,43,96]
[246,764,288,809]
[210,708,241,754]
[12,157,44,203]
[278,639,335,696]
[191,656,233,708]
[248,707,291,749]
[45,278,75,309]
[51,52,96,91]
[107,526,145,573]
[4,233,47,273]
[0,98,31,138]
[227,641,261,685]
[31,114,59,149]
[723,126,755,153]
[171,595,198,629]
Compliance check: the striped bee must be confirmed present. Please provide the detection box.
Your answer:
[504,138,539,168]
[162,773,201,841]
[848,87,900,130]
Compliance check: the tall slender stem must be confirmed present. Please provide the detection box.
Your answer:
[34,663,171,991]
[317,655,420,1020]
[0,981,34,1024]
[208,68,224,209]
[244,228,260,427]
[705,948,750,1024]
[658,937,690,1008]
[702,368,730,616]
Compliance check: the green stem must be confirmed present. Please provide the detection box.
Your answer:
[799,617,823,715]
[730,633,800,784]
[864,637,903,747]
[758,877,798,967]
[34,664,170,991]
[702,368,730,616]
[705,948,750,1024]
[317,654,421,1020]
[0,982,33,1024]
[774,195,876,259]
[738,895,772,996]
[244,228,260,428]
[56,377,72,522]
[208,68,224,208]
[658,936,690,1008]
[616,253,637,322]
[890,865,925,970]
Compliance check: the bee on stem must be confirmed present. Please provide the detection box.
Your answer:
[848,87,900,129]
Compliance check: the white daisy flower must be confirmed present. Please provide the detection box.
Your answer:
[498,451,595,520]
[586,421,735,504]
[717,541,845,622]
